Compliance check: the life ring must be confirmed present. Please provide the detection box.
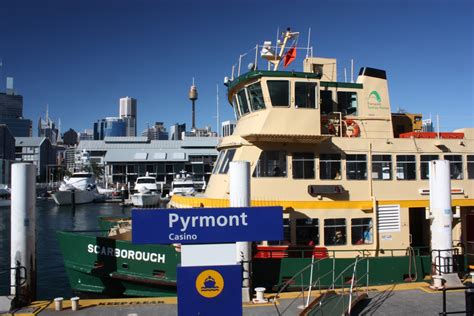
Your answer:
[344,119,360,137]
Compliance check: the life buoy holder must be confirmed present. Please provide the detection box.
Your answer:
[343,119,360,137]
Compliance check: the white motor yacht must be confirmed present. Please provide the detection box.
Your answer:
[131,173,161,207]
[52,172,100,205]
[169,170,196,197]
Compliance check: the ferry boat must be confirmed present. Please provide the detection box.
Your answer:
[57,29,474,297]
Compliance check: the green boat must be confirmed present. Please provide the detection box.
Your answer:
[57,28,474,297]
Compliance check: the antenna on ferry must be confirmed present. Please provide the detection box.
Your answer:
[216,83,220,137]
[306,27,311,59]
[344,68,347,83]
[351,59,354,83]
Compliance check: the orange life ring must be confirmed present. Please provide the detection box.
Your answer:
[344,119,360,137]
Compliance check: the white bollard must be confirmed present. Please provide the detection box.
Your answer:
[255,287,266,301]
[10,163,36,305]
[54,297,63,311]
[70,297,80,311]
[429,160,453,275]
[229,161,251,303]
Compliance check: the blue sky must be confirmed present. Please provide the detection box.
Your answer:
[0,0,472,135]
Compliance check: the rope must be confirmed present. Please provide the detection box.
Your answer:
[406,246,418,282]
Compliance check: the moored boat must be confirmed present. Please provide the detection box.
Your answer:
[52,172,102,205]
[57,28,474,297]
[130,173,161,207]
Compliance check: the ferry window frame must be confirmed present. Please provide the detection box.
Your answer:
[292,152,315,179]
[212,150,225,174]
[336,91,358,115]
[324,218,347,246]
[218,149,236,174]
[294,81,318,109]
[295,218,319,246]
[396,155,416,180]
[319,154,342,180]
[267,80,290,107]
[252,150,287,178]
[371,155,392,180]
[232,95,241,120]
[320,90,334,115]
[420,155,439,179]
[268,218,291,245]
[346,154,367,180]
[237,88,251,116]
[468,155,474,180]
[351,218,373,245]
[247,82,266,112]
[444,155,463,180]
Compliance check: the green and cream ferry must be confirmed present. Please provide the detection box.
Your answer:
[58,29,474,297]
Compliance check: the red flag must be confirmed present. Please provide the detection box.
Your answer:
[283,46,297,68]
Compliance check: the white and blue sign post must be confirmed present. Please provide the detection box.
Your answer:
[132,206,283,315]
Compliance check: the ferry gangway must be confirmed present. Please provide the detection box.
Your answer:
[0,261,27,310]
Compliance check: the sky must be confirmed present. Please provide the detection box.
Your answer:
[0,0,472,135]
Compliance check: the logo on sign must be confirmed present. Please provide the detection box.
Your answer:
[195,269,224,298]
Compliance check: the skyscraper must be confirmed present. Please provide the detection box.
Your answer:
[0,77,32,137]
[119,97,137,136]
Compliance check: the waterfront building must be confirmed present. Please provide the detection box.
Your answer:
[169,123,186,140]
[63,128,78,146]
[0,78,32,137]
[0,124,15,184]
[15,137,56,182]
[119,97,137,137]
[221,120,236,137]
[76,136,218,188]
[141,122,169,140]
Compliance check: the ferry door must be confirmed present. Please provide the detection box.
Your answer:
[409,208,430,251]
[466,214,474,265]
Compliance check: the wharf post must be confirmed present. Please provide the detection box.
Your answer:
[10,163,36,306]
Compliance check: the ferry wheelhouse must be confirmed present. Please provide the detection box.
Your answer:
[57,29,474,297]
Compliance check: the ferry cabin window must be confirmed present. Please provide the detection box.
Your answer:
[346,154,367,180]
[237,89,250,116]
[396,155,416,180]
[372,155,392,180]
[253,151,287,177]
[292,153,315,179]
[295,82,317,108]
[468,155,474,179]
[218,149,236,174]
[320,154,342,180]
[336,92,358,115]
[296,219,319,245]
[232,95,241,120]
[212,151,225,174]
[420,155,439,179]
[268,218,291,245]
[444,155,463,180]
[352,218,373,245]
[267,80,290,107]
[320,90,333,115]
[247,82,266,111]
[324,219,346,246]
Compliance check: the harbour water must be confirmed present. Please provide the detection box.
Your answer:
[0,199,132,299]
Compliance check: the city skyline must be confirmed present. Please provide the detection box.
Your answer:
[0,0,472,134]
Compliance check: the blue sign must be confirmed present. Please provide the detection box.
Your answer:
[177,264,242,316]
[132,206,283,244]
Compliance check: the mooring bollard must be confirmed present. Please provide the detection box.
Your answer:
[54,297,63,311]
[70,297,80,311]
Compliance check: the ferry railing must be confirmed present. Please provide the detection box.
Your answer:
[439,283,474,315]
[431,248,464,276]
[0,261,27,310]
[273,255,335,316]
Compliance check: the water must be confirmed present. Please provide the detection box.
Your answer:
[0,199,131,299]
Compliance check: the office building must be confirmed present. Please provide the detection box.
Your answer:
[422,119,434,132]
[141,122,169,140]
[169,123,186,140]
[119,97,137,136]
[0,78,32,137]
[38,108,59,145]
[221,120,236,137]
[94,117,127,140]
[78,129,94,141]
[0,124,15,184]
[15,137,56,182]
[63,128,79,146]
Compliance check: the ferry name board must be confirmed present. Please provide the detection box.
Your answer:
[132,206,283,244]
